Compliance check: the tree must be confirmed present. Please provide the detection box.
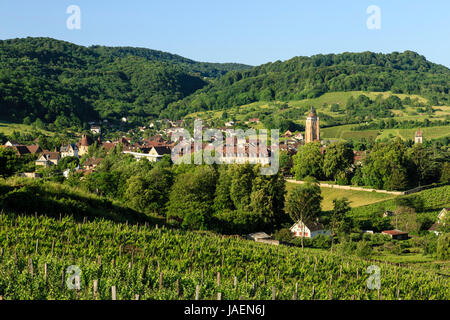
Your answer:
[408,144,439,186]
[323,141,354,182]
[285,177,322,250]
[362,139,411,190]
[393,206,420,233]
[249,165,287,230]
[436,234,450,260]
[166,166,217,230]
[0,147,19,177]
[124,167,173,215]
[230,163,255,211]
[441,162,450,183]
[330,198,351,252]
[292,142,324,180]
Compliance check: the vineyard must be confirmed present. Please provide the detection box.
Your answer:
[0,212,448,300]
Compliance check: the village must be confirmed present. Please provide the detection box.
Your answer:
[2,108,446,247]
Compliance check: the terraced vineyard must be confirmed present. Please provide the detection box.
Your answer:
[0,212,448,300]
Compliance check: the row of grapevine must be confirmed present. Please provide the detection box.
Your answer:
[0,212,448,300]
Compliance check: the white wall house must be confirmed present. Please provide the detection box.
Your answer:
[60,144,79,158]
[438,208,449,222]
[290,220,331,239]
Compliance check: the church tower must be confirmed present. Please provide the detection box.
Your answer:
[305,107,320,144]
[414,129,423,144]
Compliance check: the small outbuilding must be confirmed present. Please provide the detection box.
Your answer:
[381,230,409,240]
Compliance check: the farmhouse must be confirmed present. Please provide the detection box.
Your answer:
[381,230,409,240]
[290,220,331,239]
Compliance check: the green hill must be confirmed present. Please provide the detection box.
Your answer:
[0,37,251,128]
[168,51,450,119]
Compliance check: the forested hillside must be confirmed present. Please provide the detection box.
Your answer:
[1,38,449,127]
[0,37,250,128]
[166,51,450,119]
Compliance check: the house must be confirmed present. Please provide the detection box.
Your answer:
[381,230,409,240]
[225,121,235,127]
[60,144,79,158]
[4,141,20,147]
[353,150,367,165]
[290,220,331,239]
[283,130,293,138]
[149,146,172,158]
[246,232,279,246]
[428,208,449,235]
[414,129,423,144]
[248,118,260,124]
[438,208,449,222]
[12,145,31,157]
[83,158,103,170]
[26,145,42,154]
[77,135,94,157]
[294,133,304,141]
[90,125,101,135]
[121,117,128,123]
[35,151,60,167]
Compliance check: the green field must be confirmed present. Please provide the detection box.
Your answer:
[349,185,450,219]
[286,182,397,211]
[185,91,450,143]
[0,121,52,136]
[376,126,450,141]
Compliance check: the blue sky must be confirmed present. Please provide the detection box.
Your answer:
[0,0,449,67]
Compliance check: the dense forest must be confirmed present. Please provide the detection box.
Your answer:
[167,51,450,119]
[0,37,250,128]
[1,37,449,128]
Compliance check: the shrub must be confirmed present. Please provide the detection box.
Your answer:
[335,240,357,255]
[273,228,294,243]
[437,234,450,260]
[312,234,331,249]
[356,241,373,257]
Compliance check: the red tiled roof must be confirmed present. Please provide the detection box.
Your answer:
[26,145,41,154]
[79,135,94,147]
[382,230,408,236]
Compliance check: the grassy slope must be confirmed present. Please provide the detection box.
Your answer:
[0,177,156,224]
[286,182,396,211]
[0,121,53,136]
[350,185,450,219]
[186,91,450,141]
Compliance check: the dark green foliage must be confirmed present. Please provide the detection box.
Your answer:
[169,51,450,117]
[292,142,324,180]
[0,37,250,126]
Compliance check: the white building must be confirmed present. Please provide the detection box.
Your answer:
[60,144,79,158]
[290,220,331,239]
[90,125,101,134]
